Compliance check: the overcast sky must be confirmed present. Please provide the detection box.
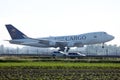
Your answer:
[0,0,120,47]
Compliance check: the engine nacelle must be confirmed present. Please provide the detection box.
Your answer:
[67,42,74,47]
[77,45,84,47]
[49,41,56,46]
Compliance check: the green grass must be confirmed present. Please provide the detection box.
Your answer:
[0,60,120,79]
[0,61,120,69]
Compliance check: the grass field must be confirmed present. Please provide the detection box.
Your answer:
[0,61,120,79]
[0,61,120,69]
[0,57,120,79]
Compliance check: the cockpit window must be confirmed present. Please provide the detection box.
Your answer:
[103,32,107,34]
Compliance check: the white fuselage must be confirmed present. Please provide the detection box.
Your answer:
[9,32,114,48]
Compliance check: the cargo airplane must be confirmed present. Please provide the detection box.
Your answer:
[5,24,114,52]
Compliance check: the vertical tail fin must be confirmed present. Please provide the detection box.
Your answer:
[5,24,28,39]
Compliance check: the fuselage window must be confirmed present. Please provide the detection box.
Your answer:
[94,35,97,38]
[103,32,107,34]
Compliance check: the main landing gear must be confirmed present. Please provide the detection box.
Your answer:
[102,43,105,48]
[58,47,70,52]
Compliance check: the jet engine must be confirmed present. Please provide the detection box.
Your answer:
[49,41,56,46]
[67,42,74,47]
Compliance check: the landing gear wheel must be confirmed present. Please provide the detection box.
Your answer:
[102,45,104,48]
[102,43,104,48]
[66,47,70,52]
[58,47,65,52]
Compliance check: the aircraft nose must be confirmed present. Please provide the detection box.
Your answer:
[109,35,114,40]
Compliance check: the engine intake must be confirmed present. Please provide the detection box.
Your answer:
[49,41,56,46]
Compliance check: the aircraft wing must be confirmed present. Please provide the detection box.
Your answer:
[33,38,84,47]
[28,38,67,46]
[20,38,83,47]
[38,39,67,46]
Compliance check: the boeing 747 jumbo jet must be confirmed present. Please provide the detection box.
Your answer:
[5,24,114,52]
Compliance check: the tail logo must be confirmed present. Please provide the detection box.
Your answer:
[11,29,16,32]
[11,29,17,37]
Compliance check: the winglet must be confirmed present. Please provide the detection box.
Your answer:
[5,24,29,39]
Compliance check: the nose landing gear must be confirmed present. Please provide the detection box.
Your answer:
[102,43,104,48]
